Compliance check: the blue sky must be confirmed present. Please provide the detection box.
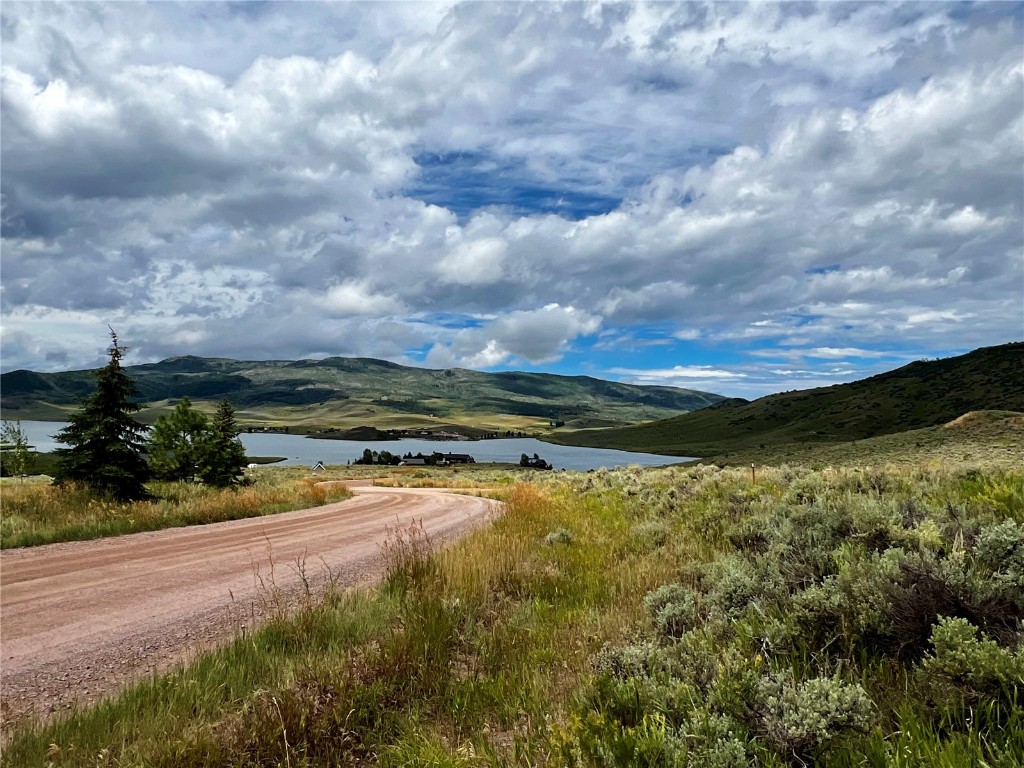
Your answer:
[1,2,1021,398]
[409,151,623,220]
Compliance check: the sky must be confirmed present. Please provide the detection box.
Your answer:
[1,1,1022,399]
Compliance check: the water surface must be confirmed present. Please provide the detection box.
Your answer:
[16,421,691,472]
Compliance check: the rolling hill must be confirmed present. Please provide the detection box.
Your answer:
[683,410,1024,469]
[547,342,1024,457]
[0,356,726,433]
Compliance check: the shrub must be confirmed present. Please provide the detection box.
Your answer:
[644,584,699,638]
[974,519,1024,596]
[790,578,844,649]
[920,617,1024,708]
[545,526,574,546]
[632,519,671,551]
[726,514,774,554]
[880,549,1021,658]
[697,737,750,768]
[754,675,874,763]
[565,466,1024,767]
[592,642,671,681]
[662,628,722,694]
[704,555,785,619]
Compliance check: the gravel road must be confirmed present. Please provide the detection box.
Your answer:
[0,482,500,729]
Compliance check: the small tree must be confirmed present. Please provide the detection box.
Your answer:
[1,421,31,478]
[53,329,151,500]
[148,397,210,482]
[200,400,248,487]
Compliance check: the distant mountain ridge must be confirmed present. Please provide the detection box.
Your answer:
[547,343,1024,456]
[0,355,727,430]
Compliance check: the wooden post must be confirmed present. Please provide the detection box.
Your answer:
[751,463,756,483]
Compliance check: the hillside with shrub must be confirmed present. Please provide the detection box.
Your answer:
[689,410,1024,468]
[549,343,1024,456]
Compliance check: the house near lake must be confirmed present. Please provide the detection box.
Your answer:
[437,453,475,464]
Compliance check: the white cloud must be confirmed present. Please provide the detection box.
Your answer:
[610,365,747,380]
[435,238,508,285]
[904,309,975,326]
[426,304,601,368]
[598,281,696,321]
[317,280,405,317]
[672,328,701,341]
[804,347,888,360]
[1,2,1020,380]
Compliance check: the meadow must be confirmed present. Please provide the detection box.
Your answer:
[4,459,1021,766]
[0,471,351,549]
[694,410,1024,469]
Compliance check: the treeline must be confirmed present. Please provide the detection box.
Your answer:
[5,331,249,500]
[352,450,470,466]
[353,449,404,466]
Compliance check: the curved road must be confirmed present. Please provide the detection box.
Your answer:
[0,482,500,725]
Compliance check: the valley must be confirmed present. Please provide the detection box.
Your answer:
[0,355,726,436]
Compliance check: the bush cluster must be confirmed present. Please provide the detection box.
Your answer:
[553,464,1024,767]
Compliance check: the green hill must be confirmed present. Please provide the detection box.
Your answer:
[547,343,1024,456]
[0,355,726,434]
[691,410,1024,468]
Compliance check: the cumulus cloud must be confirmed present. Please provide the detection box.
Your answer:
[436,238,508,285]
[426,304,600,368]
[317,280,406,317]
[0,2,1020,398]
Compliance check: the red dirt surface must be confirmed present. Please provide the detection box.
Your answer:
[0,482,500,729]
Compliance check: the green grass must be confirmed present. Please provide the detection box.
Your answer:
[5,462,1021,766]
[695,410,1024,469]
[0,472,351,548]
[0,354,725,433]
[548,342,1024,455]
[0,450,284,477]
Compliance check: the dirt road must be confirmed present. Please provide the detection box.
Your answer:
[0,482,500,726]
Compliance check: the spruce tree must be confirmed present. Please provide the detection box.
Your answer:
[148,397,210,482]
[53,329,151,500]
[200,399,248,487]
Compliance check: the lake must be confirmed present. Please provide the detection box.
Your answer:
[15,421,691,472]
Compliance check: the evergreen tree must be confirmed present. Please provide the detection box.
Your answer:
[53,329,150,500]
[148,397,210,482]
[200,399,248,487]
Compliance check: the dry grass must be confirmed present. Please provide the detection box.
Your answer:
[0,473,351,548]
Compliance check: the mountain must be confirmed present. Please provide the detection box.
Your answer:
[0,355,727,433]
[546,343,1024,456]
